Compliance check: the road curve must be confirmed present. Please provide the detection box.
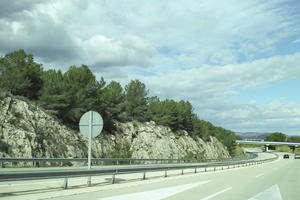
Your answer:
[1,152,297,200]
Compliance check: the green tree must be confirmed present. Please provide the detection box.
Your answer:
[99,81,124,130]
[287,136,300,143]
[38,69,70,117]
[265,132,287,142]
[192,118,211,141]
[0,49,43,99]
[176,101,194,131]
[147,99,178,129]
[147,99,194,132]
[62,65,97,128]
[122,80,148,121]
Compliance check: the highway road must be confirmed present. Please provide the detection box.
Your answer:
[0,152,299,200]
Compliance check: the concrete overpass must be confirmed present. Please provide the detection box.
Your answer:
[236,140,300,152]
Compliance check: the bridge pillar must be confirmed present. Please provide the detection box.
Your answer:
[265,144,269,152]
[291,146,296,153]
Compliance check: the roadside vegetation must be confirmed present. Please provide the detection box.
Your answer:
[265,132,300,143]
[264,133,300,153]
[233,145,245,157]
[0,50,240,156]
[276,146,293,153]
[275,146,300,154]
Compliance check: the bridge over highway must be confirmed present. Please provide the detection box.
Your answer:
[236,140,300,152]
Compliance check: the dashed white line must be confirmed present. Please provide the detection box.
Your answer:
[255,173,265,178]
[98,181,210,200]
[200,187,232,200]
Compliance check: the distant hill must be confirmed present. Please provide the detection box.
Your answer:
[236,132,269,140]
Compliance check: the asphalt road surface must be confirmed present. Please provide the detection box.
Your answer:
[0,152,298,200]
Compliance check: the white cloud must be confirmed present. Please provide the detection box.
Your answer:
[80,34,155,69]
[1,0,299,68]
[202,101,300,135]
[141,53,300,103]
[135,52,300,134]
[0,0,300,134]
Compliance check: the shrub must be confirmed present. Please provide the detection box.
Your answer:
[0,140,10,154]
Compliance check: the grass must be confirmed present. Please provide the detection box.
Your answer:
[276,145,300,153]
[234,145,245,157]
[276,145,292,152]
[295,148,300,154]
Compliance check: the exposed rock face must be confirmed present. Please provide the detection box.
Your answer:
[0,96,230,165]
[113,121,230,159]
[0,97,87,159]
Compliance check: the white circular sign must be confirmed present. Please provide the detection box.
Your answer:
[79,111,103,138]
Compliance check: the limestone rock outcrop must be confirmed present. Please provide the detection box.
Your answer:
[0,96,230,166]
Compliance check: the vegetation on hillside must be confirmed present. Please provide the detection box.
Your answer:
[265,132,300,143]
[264,133,300,153]
[0,49,239,155]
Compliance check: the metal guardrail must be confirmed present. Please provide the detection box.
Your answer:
[0,153,257,167]
[0,153,276,189]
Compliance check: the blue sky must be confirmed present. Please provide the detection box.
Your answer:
[0,0,300,135]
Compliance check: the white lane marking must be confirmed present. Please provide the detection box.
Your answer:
[0,180,64,187]
[255,173,264,178]
[248,184,282,200]
[200,187,232,200]
[98,181,210,200]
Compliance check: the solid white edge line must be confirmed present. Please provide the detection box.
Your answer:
[0,180,64,187]
[200,187,232,200]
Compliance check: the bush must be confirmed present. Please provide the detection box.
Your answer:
[276,145,292,153]
[233,145,245,157]
[107,141,132,161]
[0,89,11,100]
[0,140,10,154]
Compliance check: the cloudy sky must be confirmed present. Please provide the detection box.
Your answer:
[1,0,300,135]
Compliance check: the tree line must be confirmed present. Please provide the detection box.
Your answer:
[265,132,300,142]
[0,50,238,155]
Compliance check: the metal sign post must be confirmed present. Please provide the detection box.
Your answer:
[88,111,92,170]
[79,111,103,186]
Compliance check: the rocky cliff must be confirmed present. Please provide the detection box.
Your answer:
[0,96,230,165]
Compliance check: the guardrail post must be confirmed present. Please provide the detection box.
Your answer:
[195,168,197,173]
[143,172,146,180]
[164,170,168,177]
[205,167,207,172]
[181,169,184,175]
[64,178,68,189]
[0,161,3,168]
[112,173,116,184]
[33,161,36,167]
[87,176,91,187]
